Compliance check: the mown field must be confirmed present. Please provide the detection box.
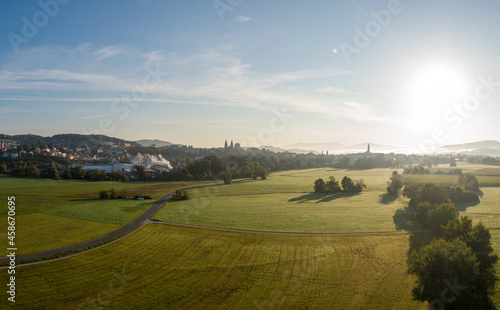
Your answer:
[0,177,213,254]
[0,224,427,310]
[153,168,408,233]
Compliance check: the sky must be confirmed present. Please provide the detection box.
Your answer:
[1,0,500,151]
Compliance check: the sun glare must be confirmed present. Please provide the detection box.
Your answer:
[407,63,469,126]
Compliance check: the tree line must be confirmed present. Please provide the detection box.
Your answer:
[313,176,366,194]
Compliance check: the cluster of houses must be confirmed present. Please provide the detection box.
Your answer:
[1,137,175,174]
[71,153,173,174]
[1,140,21,158]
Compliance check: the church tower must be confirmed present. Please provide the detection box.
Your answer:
[224,140,228,150]
[230,140,234,148]
[367,144,371,154]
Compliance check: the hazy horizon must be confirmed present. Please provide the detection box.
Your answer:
[1,1,500,150]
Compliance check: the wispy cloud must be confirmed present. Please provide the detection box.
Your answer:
[317,87,358,95]
[235,15,252,22]
[0,44,405,127]
[0,107,38,113]
[0,69,126,91]
[93,45,128,60]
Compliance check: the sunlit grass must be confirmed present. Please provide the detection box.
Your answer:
[154,168,407,233]
[0,224,427,310]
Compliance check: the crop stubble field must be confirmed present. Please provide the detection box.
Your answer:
[2,163,500,308]
[1,224,425,309]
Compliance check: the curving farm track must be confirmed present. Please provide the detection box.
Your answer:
[0,183,423,267]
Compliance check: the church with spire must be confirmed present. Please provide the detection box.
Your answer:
[365,143,371,154]
[224,139,240,153]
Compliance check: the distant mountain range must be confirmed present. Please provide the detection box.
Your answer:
[439,140,500,156]
[135,139,173,147]
[2,133,499,156]
[441,140,500,151]
[0,133,140,147]
[275,142,410,155]
[262,140,500,156]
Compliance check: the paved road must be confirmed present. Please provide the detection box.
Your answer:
[0,192,174,265]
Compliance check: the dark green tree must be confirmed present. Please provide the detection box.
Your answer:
[341,176,355,192]
[0,164,7,174]
[458,173,479,192]
[314,178,327,193]
[443,216,499,296]
[387,171,403,195]
[325,176,341,193]
[408,239,483,309]
[133,165,147,180]
[71,165,85,179]
[415,202,433,228]
[427,203,457,237]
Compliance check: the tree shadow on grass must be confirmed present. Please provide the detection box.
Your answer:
[288,193,325,203]
[408,230,433,256]
[288,192,360,203]
[316,192,360,203]
[454,200,481,212]
[379,193,398,204]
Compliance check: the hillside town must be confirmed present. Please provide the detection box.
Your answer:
[1,134,499,182]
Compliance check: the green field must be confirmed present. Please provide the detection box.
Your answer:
[0,224,427,309]
[0,177,213,254]
[153,168,407,233]
[402,174,500,187]
[403,163,500,187]
[2,164,500,308]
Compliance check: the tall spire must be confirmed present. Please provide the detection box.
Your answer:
[230,140,234,148]
[224,140,228,150]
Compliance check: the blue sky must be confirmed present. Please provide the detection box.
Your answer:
[1,0,500,150]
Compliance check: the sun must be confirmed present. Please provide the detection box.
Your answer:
[407,63,469,125]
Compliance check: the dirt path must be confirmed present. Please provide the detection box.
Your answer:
[148,220,427,236]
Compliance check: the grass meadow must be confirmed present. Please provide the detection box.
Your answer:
[0,177,213,254]
[153,168,408,233]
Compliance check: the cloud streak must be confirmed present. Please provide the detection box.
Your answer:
[0,44,404,127]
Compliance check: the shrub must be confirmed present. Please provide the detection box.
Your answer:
[459,173,480,191]
[109,188,117,199]
[219,170,232,184]
[172,189,190,201]
[117,191,127,199]
[98,190,109,199]
[354,179,366,193]
[449,186,479,203]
